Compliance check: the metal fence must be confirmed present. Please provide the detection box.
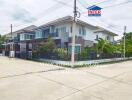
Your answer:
[32,52,122,61]
[3,50,129,62]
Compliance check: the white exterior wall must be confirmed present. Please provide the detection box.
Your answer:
[84,26,96,42]
[76,24,97,42]
[95,32,114,42]
[9,33,18,39]
[54,23,72,47]
[53,23,115,43]
[76,24,115,43]
[37,22,115,47]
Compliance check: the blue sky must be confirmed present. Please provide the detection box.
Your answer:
[0,0,132,40]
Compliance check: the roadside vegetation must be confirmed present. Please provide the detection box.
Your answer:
[0,35,6,53]
[35,32,132,60]
[125,32,132,57]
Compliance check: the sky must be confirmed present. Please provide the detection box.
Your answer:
[0,0,132,40]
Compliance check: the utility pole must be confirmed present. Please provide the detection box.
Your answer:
[11,24,13,51]
[123,26,126,59]
[73,0,77,22]
[11,24,12,35]
[11,24,13,41]
[10,24,13,57]
[71,0,77,67]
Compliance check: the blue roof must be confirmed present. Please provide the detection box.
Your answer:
[87,5,102,10]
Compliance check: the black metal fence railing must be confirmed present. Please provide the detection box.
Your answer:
[32,52,122,61]
[3,50,128,61]
[77,53,122,61]
[32,52,71,61]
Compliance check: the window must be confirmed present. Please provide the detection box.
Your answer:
[82,28,86,35]
[56,28,58,33]
[52,27,66,37]
[25,34,34,40]
[75,46,81,54]
[79,28,81,35]
[28,43,32,50]
[61,27,66,33]
[43,29,50,38]
[79,26,86,36]
[106,36,110,41]
[35,29,43,39]
[68,45,81,54]
[30,35,34,39]
[20,34,25,41]
[96,35,99,40]
[50,26,55,33]
[71,26,72,33]
[57,27,67,34]
[51,28,58,37]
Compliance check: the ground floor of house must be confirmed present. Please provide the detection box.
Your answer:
[4,37,97,59]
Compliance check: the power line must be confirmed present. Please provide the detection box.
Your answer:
[8,0,114,28]
[103,1,132,9]
[80,0,132,11]
[6,0,131,33]
[39,0,73,16]
[52,0,73,8]
[97,18,123,29]
[77,5,123,32]
[9,0,73,29]
[77,0,132,32]
[77,0,112,8]
[81,14,123,33]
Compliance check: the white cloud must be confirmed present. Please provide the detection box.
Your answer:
[0,0,132,40]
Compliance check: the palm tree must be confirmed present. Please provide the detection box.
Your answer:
[96,38,114,54]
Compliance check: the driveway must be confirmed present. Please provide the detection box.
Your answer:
[0,56,132,100]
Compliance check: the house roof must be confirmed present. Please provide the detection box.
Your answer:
[87,5,102,10]
[37,16,117,36]
[94,26,118,36]
[6,25,37,37]
[37,16,73,29]
[37,16,97,30]
[5,16,117,37]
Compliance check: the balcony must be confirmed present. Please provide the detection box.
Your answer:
[50,32,59,38]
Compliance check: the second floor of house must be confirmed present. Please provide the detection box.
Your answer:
[6,16,117,43]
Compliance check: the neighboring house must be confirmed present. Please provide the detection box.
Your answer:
[5,25,37,58]
[5,16,118,58]
[94,27,117,42]
[114,39,122,45]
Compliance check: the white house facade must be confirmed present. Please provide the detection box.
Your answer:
[5,16,118,58]
[34,16,117,53]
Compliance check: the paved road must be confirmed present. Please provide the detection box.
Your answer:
[0,56,132,100]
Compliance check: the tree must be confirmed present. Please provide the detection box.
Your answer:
[0,34,6,50]
[55,48,70,60]
[79,47,95,59]
[124,32,132,57]
[38,38,56,54]
[96,38,114,54]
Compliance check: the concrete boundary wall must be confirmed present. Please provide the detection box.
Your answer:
[39,57,132,67]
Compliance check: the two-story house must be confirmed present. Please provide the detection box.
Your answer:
[5,25,37,58]
[5,16,117,58]
[33,16,117,54]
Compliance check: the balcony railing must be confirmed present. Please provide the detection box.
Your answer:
[50,32,59,37]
